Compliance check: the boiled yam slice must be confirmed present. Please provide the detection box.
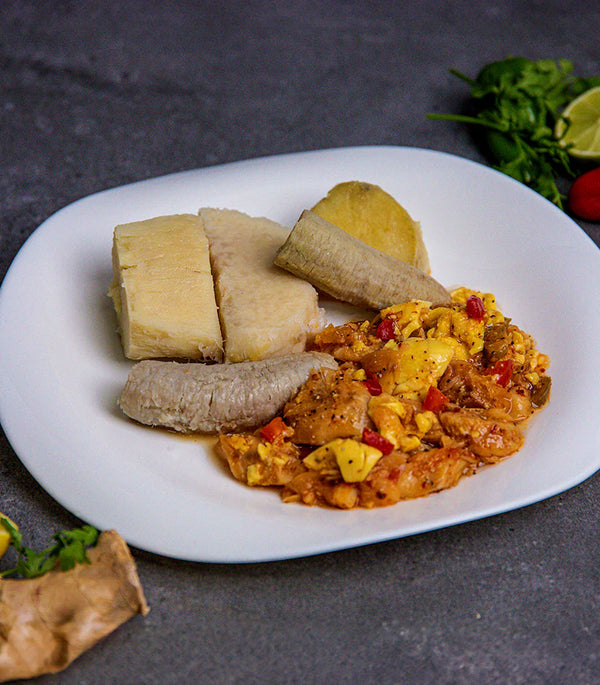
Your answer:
[109,214,223,361]
[199,208,325,362]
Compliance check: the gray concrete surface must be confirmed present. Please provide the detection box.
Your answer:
[1,2,599,683]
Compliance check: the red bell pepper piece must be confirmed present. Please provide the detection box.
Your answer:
[489,359,513,387]
[363,372,383,396]
[260,416,289,442]
[376,317,396,340]
[422,385,449,413]
[465,294,485,320]
[362,427,394,455]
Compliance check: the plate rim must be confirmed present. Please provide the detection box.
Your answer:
[1,144,600,563]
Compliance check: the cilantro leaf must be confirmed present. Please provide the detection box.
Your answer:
[428,56,600,207]
[0,517,100,579]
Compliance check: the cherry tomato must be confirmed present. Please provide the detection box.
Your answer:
[568,167,600,221]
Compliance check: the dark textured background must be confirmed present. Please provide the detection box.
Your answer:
[1,2,599,683]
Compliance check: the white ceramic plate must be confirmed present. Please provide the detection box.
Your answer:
[1,146,599,563]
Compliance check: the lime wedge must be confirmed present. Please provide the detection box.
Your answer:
[555,86,600,160]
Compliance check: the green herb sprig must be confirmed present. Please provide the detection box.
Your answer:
[428,57,600,207]
[0,517,99,579]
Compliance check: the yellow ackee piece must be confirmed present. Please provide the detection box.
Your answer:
[391,338,454,398]
[352,368,367,381]
[380,300,432,338]
[246,463,264,486]
[335,440,383,483]
[257,442,287,467]
[427,308,485,356]
[368,399,408,449]
[303,442,338,472]
[450,287,505,325]
[415,410,436,434]
[434,335,470,361]
[368,395,436,453]
[304,438,383,482]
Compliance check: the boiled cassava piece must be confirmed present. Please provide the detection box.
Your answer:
[199,207,325,362]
